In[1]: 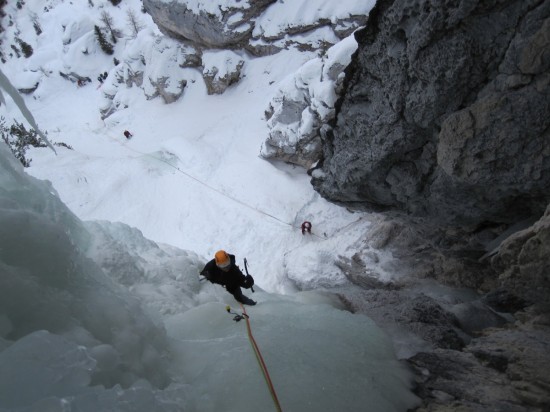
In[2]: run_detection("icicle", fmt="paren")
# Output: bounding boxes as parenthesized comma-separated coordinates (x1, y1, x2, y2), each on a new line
(0, 69, 56, 154)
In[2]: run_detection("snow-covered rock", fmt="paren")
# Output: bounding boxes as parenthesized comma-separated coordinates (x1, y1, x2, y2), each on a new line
(143, 0, 374, 55)
(202, 50, 244, 95)
(261, 35, 358, 168)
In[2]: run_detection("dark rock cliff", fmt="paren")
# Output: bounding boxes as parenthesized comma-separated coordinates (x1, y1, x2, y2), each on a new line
(312, 0, 550, 226)
(309, 1, 550, 410)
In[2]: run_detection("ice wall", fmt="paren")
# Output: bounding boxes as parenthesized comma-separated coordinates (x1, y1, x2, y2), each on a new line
(167, 292, 420, 411)
(0, 143, 175, 410)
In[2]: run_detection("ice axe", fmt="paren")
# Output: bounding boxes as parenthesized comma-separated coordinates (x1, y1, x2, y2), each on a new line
(244, 258, 255, 293)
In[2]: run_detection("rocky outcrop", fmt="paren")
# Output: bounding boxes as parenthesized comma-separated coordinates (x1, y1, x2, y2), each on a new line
(124, 1, 373, 110)
(408, 318, 550, 411)
(340, 211, 498, 291)
(312, 0, 550, 226)
(142, 0, 371, 56)
(490, 204, 550, 310)
(332, 208, 550, 411)
(142, 0, 276, 50)
(146, 76, 187, 103)
(99, 37, 195, 117)
(261, 36, 357, 168)
(202, 50, 244, 95)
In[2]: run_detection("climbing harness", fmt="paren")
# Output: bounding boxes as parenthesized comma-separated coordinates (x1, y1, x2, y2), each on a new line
(225, 304, 282, 412)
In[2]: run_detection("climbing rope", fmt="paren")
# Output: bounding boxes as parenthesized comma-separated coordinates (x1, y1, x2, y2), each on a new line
(108, 135, 301, 230)
(241, 303, 282, 412)
(226, 304, 282, 411)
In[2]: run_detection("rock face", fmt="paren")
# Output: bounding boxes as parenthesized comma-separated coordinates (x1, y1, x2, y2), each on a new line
(332, 208, 550, 411)
(142, 0, 371, 56)
(408, 319, 550, 411)
(312, 0, 550, 226)
(142, 0, 276, 50)
(491, 204, 550, 309)
(201, 50, 244, 95)
(115, 1, 374, 112)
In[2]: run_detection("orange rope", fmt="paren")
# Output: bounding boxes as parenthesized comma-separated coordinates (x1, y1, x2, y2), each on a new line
(240, 304, 283, 412)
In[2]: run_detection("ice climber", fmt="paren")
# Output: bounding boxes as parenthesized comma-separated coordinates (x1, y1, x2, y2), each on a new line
(301, 221, 312, 235)
(200, 250, 256, 305)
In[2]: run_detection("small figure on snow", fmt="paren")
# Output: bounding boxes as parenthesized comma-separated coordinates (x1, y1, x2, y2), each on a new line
(123, 130, 133, 139)
(77, 77, 91, 87)
(200, 250, 256, 305)
(301, 221, 312, 235)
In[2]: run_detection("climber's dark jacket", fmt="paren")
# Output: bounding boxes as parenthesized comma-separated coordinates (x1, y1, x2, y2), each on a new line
(200, 254, 255, 304)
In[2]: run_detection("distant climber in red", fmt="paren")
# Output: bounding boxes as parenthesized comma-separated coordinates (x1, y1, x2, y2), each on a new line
(301, 221, 312, 235)
(123, 130, 133, 139)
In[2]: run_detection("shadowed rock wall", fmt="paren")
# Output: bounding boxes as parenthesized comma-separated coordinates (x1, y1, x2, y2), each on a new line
(310, 3, 550, 408)
(312, 0, 550, 226)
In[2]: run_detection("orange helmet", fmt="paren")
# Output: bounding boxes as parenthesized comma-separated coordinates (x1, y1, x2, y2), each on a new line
(215, 250, 231, 268)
